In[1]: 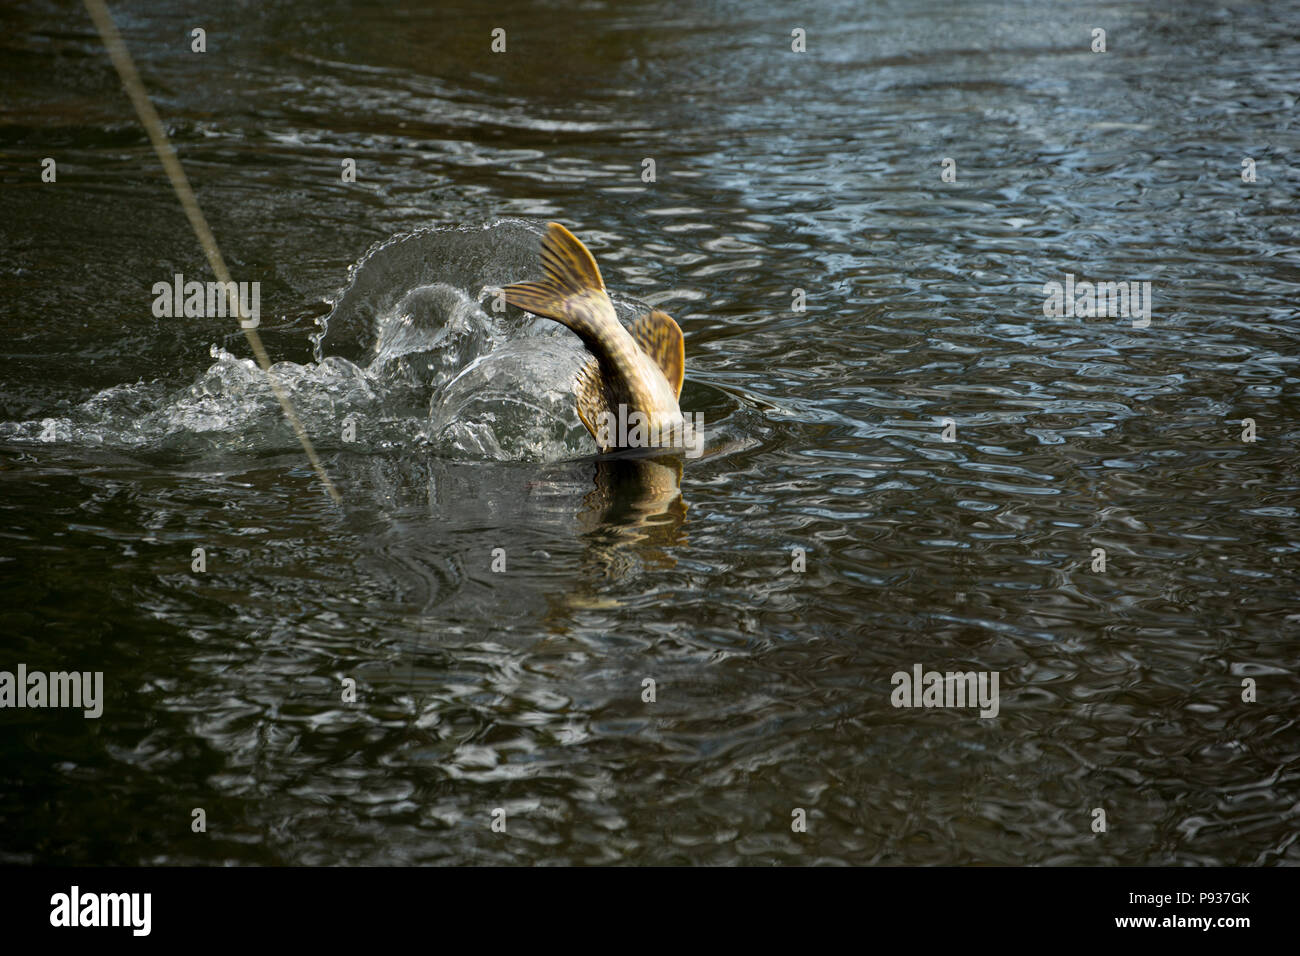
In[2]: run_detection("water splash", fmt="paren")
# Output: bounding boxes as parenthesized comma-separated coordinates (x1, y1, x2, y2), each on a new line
(1, 220, 664, 462)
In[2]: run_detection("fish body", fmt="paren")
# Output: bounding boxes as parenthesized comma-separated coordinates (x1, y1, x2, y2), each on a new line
(503, 223, 688, 453)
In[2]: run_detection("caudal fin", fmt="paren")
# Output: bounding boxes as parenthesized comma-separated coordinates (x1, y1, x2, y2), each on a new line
(503, 222, 607, 326)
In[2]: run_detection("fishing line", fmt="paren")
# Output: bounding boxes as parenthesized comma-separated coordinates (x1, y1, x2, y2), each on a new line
(83, 0, 342, 506)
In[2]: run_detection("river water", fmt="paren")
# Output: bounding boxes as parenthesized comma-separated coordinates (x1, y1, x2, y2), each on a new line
(1, 0, 1297, 864)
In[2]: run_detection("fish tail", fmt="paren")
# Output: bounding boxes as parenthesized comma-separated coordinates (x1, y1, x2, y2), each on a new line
(503, 222, 608, 333)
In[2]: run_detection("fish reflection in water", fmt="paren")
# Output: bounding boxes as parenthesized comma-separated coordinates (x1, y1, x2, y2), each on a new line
(580, 452, 687, 559)
(530, 451, 688, 628)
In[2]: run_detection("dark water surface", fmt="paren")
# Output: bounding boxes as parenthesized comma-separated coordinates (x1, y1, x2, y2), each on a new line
(2, 0, 1298, 864)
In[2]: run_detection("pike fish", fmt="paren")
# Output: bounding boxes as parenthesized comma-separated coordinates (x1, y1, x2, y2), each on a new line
(503, 223, 688, 454)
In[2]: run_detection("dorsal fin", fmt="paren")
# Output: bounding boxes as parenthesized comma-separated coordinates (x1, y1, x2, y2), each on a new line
(502, 222, 606, 326)
(629, 309, 684, 400)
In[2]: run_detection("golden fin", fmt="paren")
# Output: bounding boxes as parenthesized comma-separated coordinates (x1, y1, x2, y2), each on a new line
(629, 309, 684, 400)
(574, 356, 613, 451)
(502, 222, 605, 325)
